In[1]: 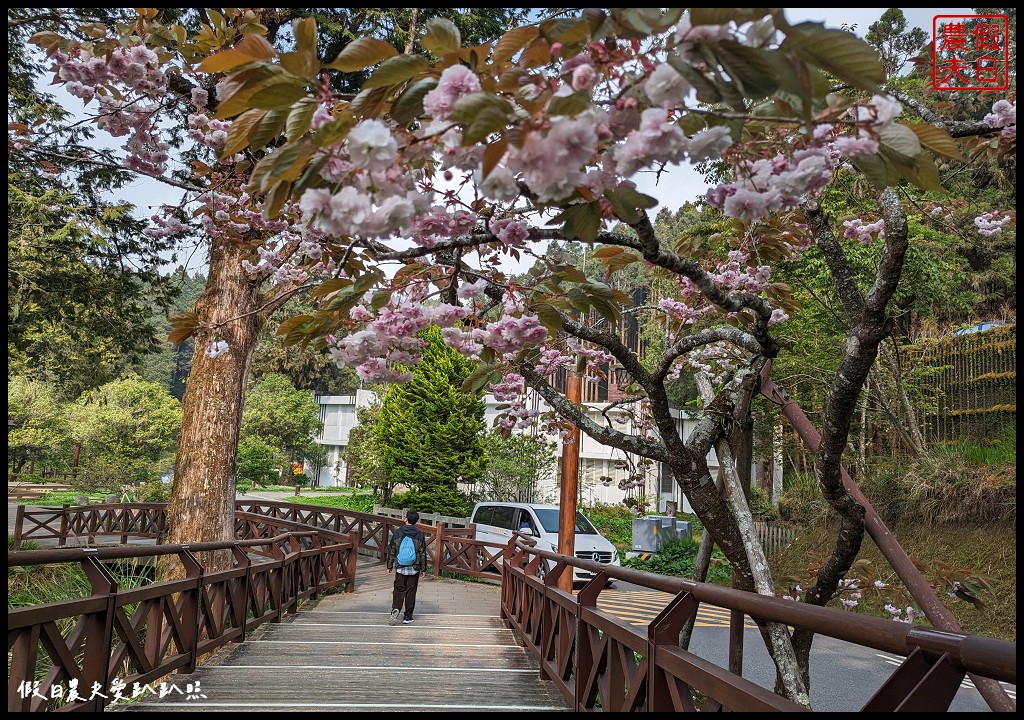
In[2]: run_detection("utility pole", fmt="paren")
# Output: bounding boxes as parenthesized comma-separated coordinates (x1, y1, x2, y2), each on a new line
(557, 372, 582, 592)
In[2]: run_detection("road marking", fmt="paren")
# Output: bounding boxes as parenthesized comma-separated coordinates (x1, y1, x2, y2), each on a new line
(875, 653, 1016, 697)
(588, 589, 759, 628)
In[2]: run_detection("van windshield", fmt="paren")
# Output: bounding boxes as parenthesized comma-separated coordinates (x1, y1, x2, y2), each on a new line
(533, 509, 599, 535)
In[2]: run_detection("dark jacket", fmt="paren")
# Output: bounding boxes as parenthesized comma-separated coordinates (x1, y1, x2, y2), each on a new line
(386, 523, 427, 572)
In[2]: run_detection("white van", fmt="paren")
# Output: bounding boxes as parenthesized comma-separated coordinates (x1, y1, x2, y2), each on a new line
(470, 501, 620, 584)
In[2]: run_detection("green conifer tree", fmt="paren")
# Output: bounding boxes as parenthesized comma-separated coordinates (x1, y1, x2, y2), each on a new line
(376, 325, 486, 515)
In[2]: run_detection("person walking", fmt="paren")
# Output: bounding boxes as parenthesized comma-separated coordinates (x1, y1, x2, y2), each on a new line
(386, 510, 427, 625)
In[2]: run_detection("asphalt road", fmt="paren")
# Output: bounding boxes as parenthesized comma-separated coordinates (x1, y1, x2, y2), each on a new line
(593, 579, 1015, 712)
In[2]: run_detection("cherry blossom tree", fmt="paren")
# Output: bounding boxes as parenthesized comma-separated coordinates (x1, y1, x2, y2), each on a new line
(22, 7, 1016, 704)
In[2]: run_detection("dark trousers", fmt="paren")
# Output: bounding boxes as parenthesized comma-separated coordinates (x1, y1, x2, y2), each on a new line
(392, 571, 420, 619)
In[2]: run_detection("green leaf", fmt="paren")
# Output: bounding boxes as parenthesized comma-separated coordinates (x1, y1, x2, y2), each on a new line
(198, 33, 276, 73)
(547, 91, 592, 116)
(535, 303, 564, 335)
(267, 139, 313, 182)
(328, 37, 398, 72)
(896, 152, 945, 193)
(668, 54, 722, 104)
(263, 180, 292, 219)
(606, 185, 658, 225)
(691, 8, 768, 26)
(348, 86, 389, 118)
(249, 81, 310, 110)
(390, 77, 438, 126)
(248, 109, 288, 150)
(566, 287, 592, 313)
(714, 40, 781, 99)
(463, 362, 498, 394)
(212, 66, 283, 119)
(492, 26, 539, 63)
(448, 92, 513, 144)
(555, 202, 603, 242)
(782, 24, 885, 92)
(222, 107, 267, 157)
(313, 112, 355, 148)
(280, 50, 319, 80)
(293, 17, 317, 53)
(286, 98, 317, 142)
(879, 123, 923, 162)
(907, 123, 965, 161)
(275, 314, 315, 339)
(421, 17, 461, 56)
(849, 153, 892, 188)
(311, 277, 354, 300)
(363, 54, 430, 89)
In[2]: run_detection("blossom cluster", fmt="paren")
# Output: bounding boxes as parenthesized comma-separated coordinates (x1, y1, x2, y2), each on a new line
(973, 211, 1012, 237)
(842, 218, 886, 245)
(489, 373, 539, 431)
(53, 45, 170, 174)
(983, 99, 1016, 139)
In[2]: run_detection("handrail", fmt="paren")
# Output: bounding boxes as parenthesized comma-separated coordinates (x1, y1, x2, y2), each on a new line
(7, 531, 318, 565)
(499, 538, 1015, 711)
(514, 541, 1016, 684)
(10, 500, 1015, 713)
(8, 513, 359, 713)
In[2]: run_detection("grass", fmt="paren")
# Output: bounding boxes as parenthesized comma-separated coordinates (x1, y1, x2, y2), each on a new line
(768, 519, 1015, 641)
(286, 492, 376, 513)
(9, 547, 155, 697)
(15, 491, 107, 506)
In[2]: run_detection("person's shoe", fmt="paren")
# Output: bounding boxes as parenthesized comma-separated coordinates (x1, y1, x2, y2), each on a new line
(388, 609, 400, 626)
(402, 617, 413, 624)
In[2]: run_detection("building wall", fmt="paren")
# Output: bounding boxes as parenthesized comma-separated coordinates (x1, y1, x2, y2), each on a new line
(309, 388, 777, 509)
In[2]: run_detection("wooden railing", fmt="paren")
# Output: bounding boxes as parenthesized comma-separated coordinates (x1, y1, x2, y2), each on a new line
(14, 500, 505, 582)
(497, 538, 1016, 712)
(10, 501, 1015, 712)
(8, 515, 359, 713)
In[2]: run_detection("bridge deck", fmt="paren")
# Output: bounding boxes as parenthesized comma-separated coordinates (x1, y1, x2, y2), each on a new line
(113, 556, 571, 712)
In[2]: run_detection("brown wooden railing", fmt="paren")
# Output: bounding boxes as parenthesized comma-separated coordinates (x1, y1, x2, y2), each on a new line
(8, 515, 358, 713)
(10, 501, 1015, 712)
(14, 500, 506, 581)
(498, 538, 1016, 712)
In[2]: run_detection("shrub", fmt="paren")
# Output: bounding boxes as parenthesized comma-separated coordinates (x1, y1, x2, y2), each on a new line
(623, 537, 732, 585)
(390, 487, 471, 518)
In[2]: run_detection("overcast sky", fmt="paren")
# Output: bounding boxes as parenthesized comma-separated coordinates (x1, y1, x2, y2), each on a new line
(60, 8, 974, 273)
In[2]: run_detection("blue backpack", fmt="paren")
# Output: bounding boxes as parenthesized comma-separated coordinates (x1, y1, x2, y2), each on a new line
(396, 535, 417, 566)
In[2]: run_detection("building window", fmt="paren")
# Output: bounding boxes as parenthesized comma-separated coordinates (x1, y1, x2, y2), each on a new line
(660, 462, 674, 494)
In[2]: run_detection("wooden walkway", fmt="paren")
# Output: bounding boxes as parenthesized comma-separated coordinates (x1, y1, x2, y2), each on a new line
(113, 556, 570, 712)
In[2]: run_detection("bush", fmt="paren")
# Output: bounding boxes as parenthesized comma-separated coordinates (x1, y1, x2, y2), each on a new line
(390, 487, 471, 517)
(288, 493, 376, 513)
(623, 537, 732, 585)
(126, 479, 169, 503)
(584, 503, 635, 550)
(749, 485, 778, 521)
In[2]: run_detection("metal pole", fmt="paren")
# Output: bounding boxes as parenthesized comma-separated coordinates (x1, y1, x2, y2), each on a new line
(557, 373, 582, 593)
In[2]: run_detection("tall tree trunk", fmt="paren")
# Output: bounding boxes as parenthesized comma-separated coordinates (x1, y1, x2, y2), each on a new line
(158, 237, 261, 580)
(696, 373, 810, 707)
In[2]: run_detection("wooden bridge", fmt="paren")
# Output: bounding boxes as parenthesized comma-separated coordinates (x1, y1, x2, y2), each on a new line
(8, 501, 1017, 712)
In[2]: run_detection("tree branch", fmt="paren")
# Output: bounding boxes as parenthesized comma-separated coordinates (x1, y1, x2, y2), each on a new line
(886, 87, 1000, 138)
(519, 364, 670, 462)
(21, 148, 208, 193)
(655, 327, 764, 382)
(801, 198, 864, 322)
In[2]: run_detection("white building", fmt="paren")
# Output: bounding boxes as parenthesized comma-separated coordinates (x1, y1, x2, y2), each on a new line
(309, 388, 779, 514)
